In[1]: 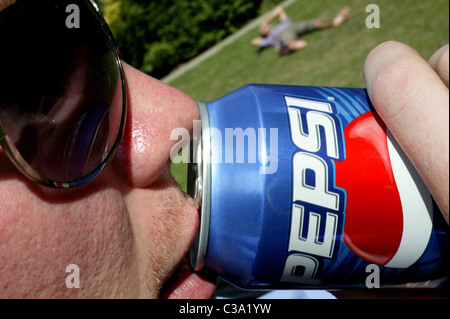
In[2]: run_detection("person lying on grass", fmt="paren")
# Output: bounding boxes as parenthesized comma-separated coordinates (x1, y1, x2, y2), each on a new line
(252, 5, 350, 56)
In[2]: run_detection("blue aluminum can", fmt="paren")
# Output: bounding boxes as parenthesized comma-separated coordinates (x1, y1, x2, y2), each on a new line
(188, 84, 448, 289)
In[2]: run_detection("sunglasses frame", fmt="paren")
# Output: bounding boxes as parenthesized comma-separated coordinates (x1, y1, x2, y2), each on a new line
(0, 0, 127, 188)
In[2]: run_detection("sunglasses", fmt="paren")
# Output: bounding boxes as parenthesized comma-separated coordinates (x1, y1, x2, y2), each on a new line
(0, 0, 126, 188)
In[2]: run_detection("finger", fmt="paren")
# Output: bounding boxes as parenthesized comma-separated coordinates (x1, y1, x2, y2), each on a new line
(364, 41, 449, 223)
(429, 44, 449, 88)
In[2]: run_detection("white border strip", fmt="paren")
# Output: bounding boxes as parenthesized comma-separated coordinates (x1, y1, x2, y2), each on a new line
(385, 130, 433, 268)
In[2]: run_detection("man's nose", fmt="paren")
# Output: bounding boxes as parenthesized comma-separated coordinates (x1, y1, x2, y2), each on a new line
(114, 63, 200, 188)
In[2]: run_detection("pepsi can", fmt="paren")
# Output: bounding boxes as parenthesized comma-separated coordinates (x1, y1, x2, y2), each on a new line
(188, 84, 449, 289)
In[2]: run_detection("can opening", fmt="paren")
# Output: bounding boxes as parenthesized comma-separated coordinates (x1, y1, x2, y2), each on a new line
(188, 101, 211, 272)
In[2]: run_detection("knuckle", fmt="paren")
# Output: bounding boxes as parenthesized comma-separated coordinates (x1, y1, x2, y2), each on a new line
(371, 56, 419, 120)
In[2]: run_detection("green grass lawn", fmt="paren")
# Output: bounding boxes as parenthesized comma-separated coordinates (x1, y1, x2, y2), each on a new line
(170, 0, 449, 190)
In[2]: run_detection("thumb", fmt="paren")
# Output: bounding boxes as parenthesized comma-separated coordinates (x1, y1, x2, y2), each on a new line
(363, 41, 449, 223)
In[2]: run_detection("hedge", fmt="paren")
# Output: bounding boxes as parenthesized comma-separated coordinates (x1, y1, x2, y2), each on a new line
(100, 0, 282, 78)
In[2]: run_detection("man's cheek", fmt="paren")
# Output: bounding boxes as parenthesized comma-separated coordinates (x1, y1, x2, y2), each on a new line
(0, 188, 136, 297)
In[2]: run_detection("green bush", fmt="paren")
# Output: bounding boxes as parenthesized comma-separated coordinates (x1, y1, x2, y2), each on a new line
(141, 42, 177, 75)
(102, 0, 282, 78)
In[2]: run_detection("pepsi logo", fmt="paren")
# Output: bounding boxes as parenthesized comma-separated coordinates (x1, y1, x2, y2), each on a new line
(281, 96, 434, 286)
(336, 112, 433, 268)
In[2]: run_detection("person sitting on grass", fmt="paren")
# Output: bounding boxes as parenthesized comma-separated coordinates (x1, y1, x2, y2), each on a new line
(252, 5, 351, 56)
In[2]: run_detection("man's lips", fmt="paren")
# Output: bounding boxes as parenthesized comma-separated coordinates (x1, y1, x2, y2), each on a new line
(160, 254, 216, 299)
(159, 192, 216, 299)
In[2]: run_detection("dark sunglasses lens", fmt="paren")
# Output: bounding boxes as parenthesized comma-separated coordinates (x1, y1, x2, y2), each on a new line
(0, 0, 125, 184)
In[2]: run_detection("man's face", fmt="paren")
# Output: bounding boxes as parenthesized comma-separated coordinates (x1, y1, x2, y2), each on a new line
(0, 1, 215, 298)
(259, 23, 273, 37)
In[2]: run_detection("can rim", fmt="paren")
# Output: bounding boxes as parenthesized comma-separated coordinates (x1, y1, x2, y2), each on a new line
(189, 101, 211, 272)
